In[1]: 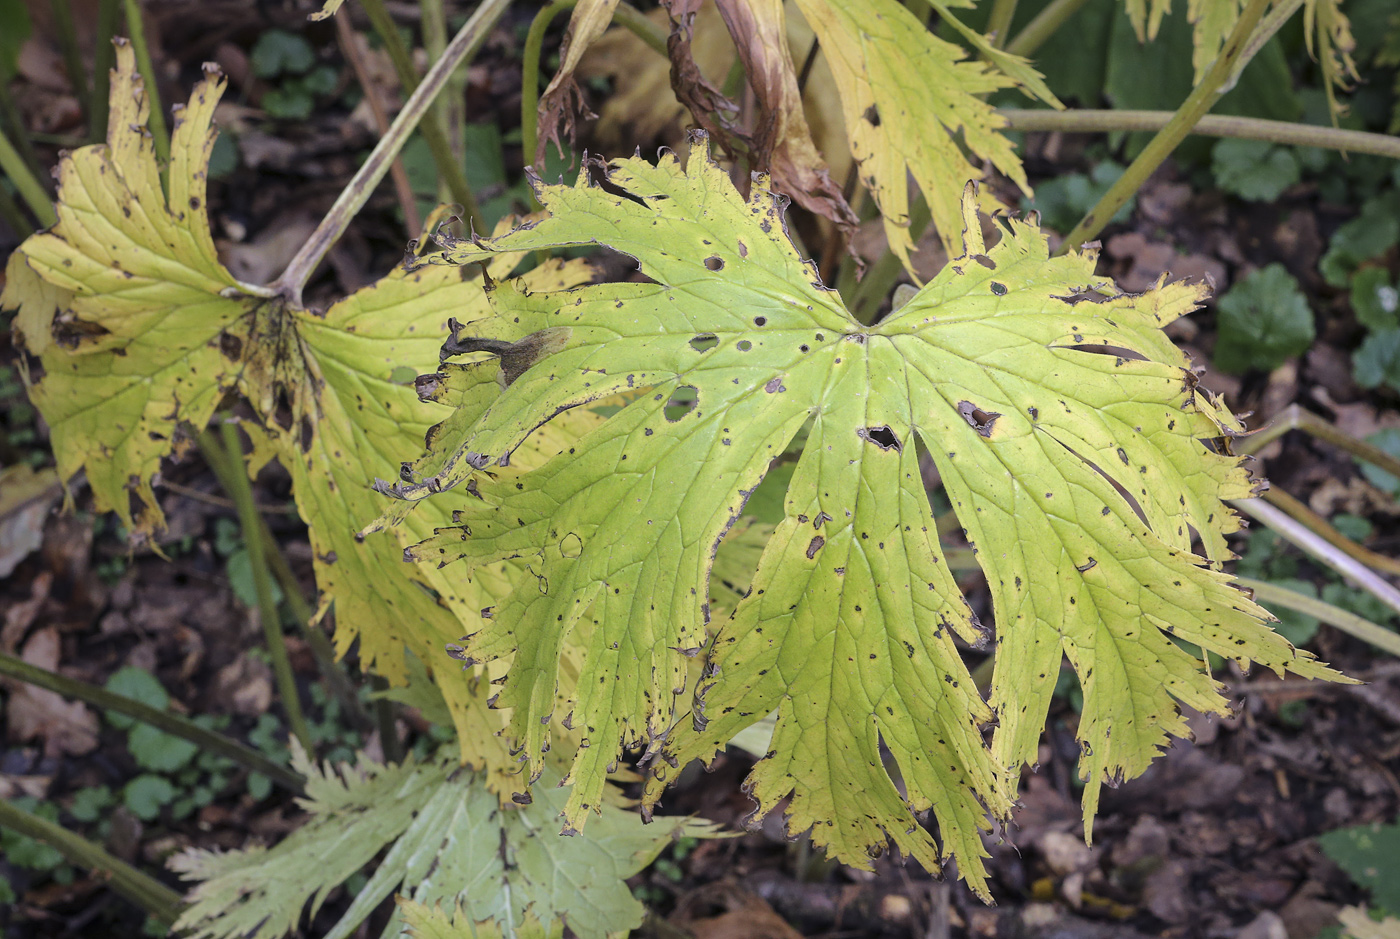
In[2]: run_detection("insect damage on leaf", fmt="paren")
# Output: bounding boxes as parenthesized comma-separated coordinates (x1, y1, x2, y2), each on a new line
(377, 133, 1347, 898)
(0, 39, 600, 790)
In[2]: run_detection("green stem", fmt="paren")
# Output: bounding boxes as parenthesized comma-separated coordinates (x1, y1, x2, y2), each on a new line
(985, 0, 1019, 49)
(0, 649, 303, 792)
(91, 0, 123, 142)
(1004, 0, 1092, 58)
(273, 0, 510, 306)
(1233, 404, 1400, 480)
(0, 799, 184, 924)
(521, 0, 668, 172)
(0, 174, 30, 235)
(121, 0, 169, 167)
(0, 125, 56, 227)
(1231, 0, 1301, 90)
(1234, 498, 1400, 624)
(212, 423, 315, 754)
(49, 0, 91, 126)
(359, 0, 485, 234)
(1238, 577, 1400, 659)
(1056, 0, 1271, 253)
(372, 675, 404, 763)
(0, 72, 49, 202)
(848, 196, 929, 322)
(197, 429, 370, 730)
(999, 109, 1400, 160)
(1264, 488, 1400, 578)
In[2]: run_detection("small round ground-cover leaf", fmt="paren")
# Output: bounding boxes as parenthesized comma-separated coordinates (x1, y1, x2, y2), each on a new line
(380, 135, 1346, 898)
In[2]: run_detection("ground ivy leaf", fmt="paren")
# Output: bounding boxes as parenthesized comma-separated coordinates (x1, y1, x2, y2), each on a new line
(378, 137, 1350, 893)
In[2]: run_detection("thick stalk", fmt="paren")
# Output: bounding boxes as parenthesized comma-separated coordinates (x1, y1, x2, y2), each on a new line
(0, 649, 303, 791)
(334, 9, 421, 236)
(1234, 498, 1400, 623)
(358, 0, 485, 233)
(0, 126, 56, 227)
(49, 0, 91, 126)
(999, 109, 1400, 160)
(197, 429, 369, 730)
(0, 799, 184, 924)
(213, 423, 314, 753)
(1004, 0, 1092, 58)
(272, 0, 510, 306)
(1239, 577, 1400, 659)
(1263, 488, 1400, 578)
(1056, 0, 1271, 253)
(985, 0, 1019, 49)
(121, 0, 169, 166)
(91, 0, 123, 142)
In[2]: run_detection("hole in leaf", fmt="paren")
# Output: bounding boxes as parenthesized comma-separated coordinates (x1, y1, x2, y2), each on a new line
(857, 425, 901, 451)
(1054, 343, 1149, 363)
(665, 385, 699, 422)
(754, 316, 767, 326)
(956, 401, 1001, 438)
(705, 256, 724, 271)
(690, 334, 719, 352)
(737, 340, 752, 351)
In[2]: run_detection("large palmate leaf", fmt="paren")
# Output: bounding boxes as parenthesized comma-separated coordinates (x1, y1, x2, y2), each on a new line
(0, 41, 593, 774)
(379, 136, 1345, 896)
(172, 744, 714, 939)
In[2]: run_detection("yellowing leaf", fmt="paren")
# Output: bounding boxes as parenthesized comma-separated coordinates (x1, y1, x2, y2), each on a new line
(398, 901, 560, 939)
(379, 138, 1347, 897)
(790, 0, 1035, 268)
(1, 40, 595, 786)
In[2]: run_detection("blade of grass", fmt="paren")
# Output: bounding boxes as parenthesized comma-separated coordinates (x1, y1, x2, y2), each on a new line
(0, 798, 184, 925)
(208, 423, 314, 754)
(49, 0, 91, 127)
(0, 174, 33, 236)
(0, 649, 304, 792)
(90, 0, 123, 142)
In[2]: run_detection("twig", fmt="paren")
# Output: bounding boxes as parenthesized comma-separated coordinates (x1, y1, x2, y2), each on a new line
(0, 649, 304, 792)
(0, 799, 184, 925)
(121, 0, 169, 167)
(1057, 0, 1272, 252)
(999, 109, 1400, 160)
(1234, 498, 1400, 623)
(272, 0, 510, 307)
(207, 424, 315, 753)
(0, 125, 56, 228)
(334, 10, 422, 236)
(159, 479, 295, 514)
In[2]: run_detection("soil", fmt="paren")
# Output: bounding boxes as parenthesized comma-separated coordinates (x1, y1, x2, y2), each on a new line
(2, 2, 1399, 938)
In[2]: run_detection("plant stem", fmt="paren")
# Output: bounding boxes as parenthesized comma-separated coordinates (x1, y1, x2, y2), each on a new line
(1238, 577, 1400, 659)
(273, 0, 509, 307)
(1264, 488, 1400, 578)
(0, 72, 48, 201)
(196, 429, 370, 731)
(1234, 498, 1400, 623)
(1056, 0, 1271, 252)
(372, 675, 404, 763)
(0, 174, 31, 236)
(848, 195, 930, 322)
(49, 0, 91, 127)
(1231, 0, 1301, 90)
(0, 649, 303, 792)
(121, 0, 169, 167)
(0, 125, 56, 228)
(985, 0, 1019, 49)
(0, 798, 184, 924)
(212, 423, 315, 754)
(999, 109, 1400, 160)
(334, 8, 422, 237)
(359, 0, 485, 234)
(1233, 404, 1400, 480)
(91, 0, 123, 142)
(1004, 0, 1092, 58)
